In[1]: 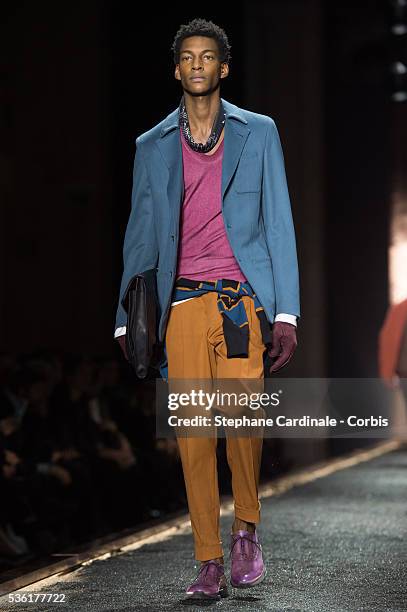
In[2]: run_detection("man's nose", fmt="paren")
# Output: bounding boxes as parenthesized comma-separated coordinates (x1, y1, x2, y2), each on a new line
(192, 62, 203, 71)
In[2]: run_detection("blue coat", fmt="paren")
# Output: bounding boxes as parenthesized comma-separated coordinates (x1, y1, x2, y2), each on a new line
(115, 98, 300, 342)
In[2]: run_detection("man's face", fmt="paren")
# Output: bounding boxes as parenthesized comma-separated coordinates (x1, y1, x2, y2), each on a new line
(175, 36, 229, 96)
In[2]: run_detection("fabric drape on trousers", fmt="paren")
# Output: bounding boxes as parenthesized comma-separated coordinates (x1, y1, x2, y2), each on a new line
(165, 291, 267, 560)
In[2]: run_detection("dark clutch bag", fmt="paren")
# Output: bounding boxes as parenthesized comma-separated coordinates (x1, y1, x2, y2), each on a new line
(121, 268, 165, 379)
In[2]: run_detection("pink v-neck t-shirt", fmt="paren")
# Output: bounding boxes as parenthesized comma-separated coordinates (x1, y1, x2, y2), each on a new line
(174, 130, 247, 283)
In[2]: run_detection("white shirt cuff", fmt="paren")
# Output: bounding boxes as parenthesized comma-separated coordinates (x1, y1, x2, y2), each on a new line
(274, 313, 297, 327)
(114, 326, 127, 338)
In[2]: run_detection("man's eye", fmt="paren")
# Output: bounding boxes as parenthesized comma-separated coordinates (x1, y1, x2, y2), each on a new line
(204, 55, 214, 60)
(181, 56, 192, 61)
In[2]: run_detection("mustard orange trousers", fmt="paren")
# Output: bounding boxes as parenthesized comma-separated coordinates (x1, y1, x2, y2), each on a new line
(165, 291, 267, 561)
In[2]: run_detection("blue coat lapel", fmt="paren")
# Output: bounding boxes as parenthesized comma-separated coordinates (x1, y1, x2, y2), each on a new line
(155, 110, 184, 230)
(154, 97, 250, 229)
(221, 100, 250, 199)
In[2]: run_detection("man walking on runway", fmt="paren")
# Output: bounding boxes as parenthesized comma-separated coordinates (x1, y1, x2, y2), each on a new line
(114, 18, 300, 600)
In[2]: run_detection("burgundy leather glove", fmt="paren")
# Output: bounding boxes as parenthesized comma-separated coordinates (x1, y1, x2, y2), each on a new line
(268, 321, 297, 373)
(116, 335, 129, 361)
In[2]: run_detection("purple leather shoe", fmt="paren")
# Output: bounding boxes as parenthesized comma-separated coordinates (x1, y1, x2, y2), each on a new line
(230, 530, 266, 588)
(185, 560, 228, 600)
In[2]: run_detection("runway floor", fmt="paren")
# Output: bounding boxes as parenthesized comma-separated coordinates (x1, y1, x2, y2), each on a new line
(1, 444, 406, 611)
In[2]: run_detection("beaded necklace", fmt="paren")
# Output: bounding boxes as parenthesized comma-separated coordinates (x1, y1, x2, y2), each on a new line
(178, 95, 226, 153)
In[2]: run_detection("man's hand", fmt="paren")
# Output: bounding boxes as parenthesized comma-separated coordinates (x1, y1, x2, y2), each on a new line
(49, 465, 72, 486)
(52, 448, 81, 462)
(268, 321, 297, 373)
(101, 419, 118, 432)
(382, 375, 400, 390)
(4, 449, 21, 466)
(117, 335, 129, 361)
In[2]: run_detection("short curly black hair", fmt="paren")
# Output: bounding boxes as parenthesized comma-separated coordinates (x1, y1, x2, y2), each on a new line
(171, 18, 231, 65)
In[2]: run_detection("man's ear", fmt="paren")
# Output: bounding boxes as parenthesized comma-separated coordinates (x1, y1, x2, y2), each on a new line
(220, 63, 229, 79)
(174, 64, 181, 81)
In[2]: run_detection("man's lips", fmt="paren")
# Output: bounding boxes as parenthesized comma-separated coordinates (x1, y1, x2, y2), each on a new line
(190, 76, 206, 81)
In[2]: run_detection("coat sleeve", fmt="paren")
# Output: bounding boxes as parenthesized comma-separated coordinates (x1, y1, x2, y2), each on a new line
(114, 140, 159, 332)
(261, 118, 300, 319)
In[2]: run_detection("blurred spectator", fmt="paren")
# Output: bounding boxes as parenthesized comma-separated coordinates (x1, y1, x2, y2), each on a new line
(49, 355, 146, 530)
(0, 350, 188, 571)
(0, 391, 31, 559)
(378, 298, 407, 403)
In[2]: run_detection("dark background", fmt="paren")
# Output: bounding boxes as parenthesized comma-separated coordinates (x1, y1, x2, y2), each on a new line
(0, 0, 399, 376)
(1, 0, 406, 575)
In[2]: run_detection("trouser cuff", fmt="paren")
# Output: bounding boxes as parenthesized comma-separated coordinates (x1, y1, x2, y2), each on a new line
(195, 543, 224, 562)
(234, 502, 261, 524)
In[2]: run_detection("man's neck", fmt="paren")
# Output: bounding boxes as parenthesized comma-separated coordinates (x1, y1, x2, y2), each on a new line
(183, 91, 221, 142)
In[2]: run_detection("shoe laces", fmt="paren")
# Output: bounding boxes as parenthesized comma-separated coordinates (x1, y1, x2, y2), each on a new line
(230, 533, 262, 560)
(195, 560, 222, 584)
